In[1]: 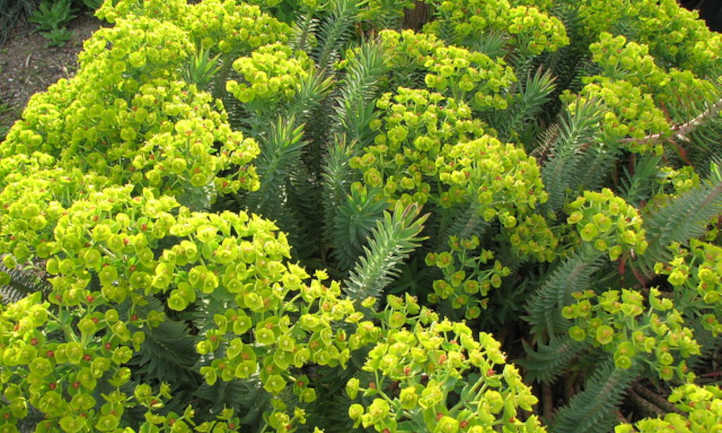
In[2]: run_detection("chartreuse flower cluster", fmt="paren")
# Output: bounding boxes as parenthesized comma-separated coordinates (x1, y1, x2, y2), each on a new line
(351, 86, 548, 254)
(2, 15, 193, 159)
(377, 30, 443, 79)
(506, 214, 558, 263)
(629, 0, 722, 75)
(509, 0, 553, 9)
(227, 43, 312, 112)
(425, 236, 510, 319)
(128, 80, 260, 195)
(33, 179, 354, 432)
(0, 150, 71, 189)
(183, 0, 291, 55)
(3, 18, 192, 153)
(654, 240, 722, 336)
(569, 32, 717, 155)
(95, 0, 189, 24)
(563, 288, 699, 381)
(422, 0, 512, 43)
(2, 1, 722, 432)
(97, 0, 291, 57)
(658, 166, 701, 196)
(350, 87, 485, 207)
(422, 0, 569, 56)
(193, 261, 356, 390)
(615, 383, 722, 433)
(0, 292, 159, 433)
(438, 136, 556, 262)
(576, 0, 722, 76)
(494, 5, 568, 56)
(567, 33, 670, 154)
(565, 188, 647, 261)
(423, 45, 515, 111)
(191, 252, 360, 433)
(565, 80, 669, 155)
(345, 295, 544, 433)
(588, 33, 668, 92)
(0, 166, 110, 265)
(0, 182, 202, 431)
(0, 176, 356, 433)
(587, 32, 717, 106)
(378, 30, 516, 111)
(2, 19, 260, 203)
(77, 16, 193, 86)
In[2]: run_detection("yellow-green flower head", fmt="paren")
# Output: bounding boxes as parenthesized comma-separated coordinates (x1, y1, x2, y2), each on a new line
(184, 0, 291, 55)
(566, 188, 647, 260)
(423, 0, 568, 56)
(227, 43, 311, 111)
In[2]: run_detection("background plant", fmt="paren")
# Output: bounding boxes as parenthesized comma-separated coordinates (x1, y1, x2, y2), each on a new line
(0, 0, 40, 44)
(29, 0, 76, 46)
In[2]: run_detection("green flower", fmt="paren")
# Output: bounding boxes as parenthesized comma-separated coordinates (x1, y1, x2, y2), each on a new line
(91, 357, 111, 378)
(436, 416, 459, 433)
(387, 311, 406, 328)
(235, 360, 256, 379)
(70, 392, 95, 412)
(657, 351, 674, 366)
(255, 327, 275, 346)
(112, 346, 133, 364)
(300, 387, 316, 403)
(614, 355, 633, 369)
(658, 365, 674, 381)
(95, 414, 120, 432)
(568, 326, 587, 342)
(63, 342, 84, 364)
(419, 381, 444, 409)
(60, 416, 84, 433)
(29, 358, 53, 377)
(243, 292, 264, 312)
(362, 398, 390, 428)
(198, 365, 216, 385)
(232, 311, 253, 335)
(668, 270, 688, 287)
(348, 404, 364, 426)
(196, 340, 212, 355)
(346, 378, 360, 399)
(484, 390, 504, 414)
(77, 367, 97, 390)
(609, 245, 624, 261)
(263, 374, 286, 394)
(580, 223, 599, 242)
(400, 386, 418, 409)
(595, 325, 615, 345)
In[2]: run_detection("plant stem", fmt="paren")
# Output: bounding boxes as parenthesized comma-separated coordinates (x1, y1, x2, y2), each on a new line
(619, 97, 722, 145)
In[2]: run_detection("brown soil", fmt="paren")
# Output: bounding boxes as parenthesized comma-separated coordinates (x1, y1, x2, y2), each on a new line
(0, 13, 104, 140)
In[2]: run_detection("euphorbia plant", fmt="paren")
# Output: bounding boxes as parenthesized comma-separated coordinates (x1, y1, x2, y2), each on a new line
(2, 0, 722, 433)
